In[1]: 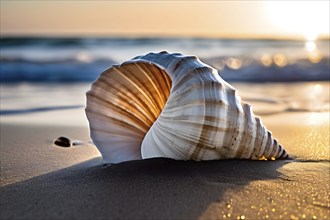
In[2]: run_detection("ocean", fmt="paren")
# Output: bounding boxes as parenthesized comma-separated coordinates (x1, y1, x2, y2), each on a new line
(0, 37, 329, 119)
(1, 37, 329, 82)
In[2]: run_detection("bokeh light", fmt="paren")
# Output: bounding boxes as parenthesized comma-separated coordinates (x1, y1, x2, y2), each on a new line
(261, 54, 273, 67)
(273, 53, 288, 67)
(308, 51, 323, 64)
(226, 57, 242, 70)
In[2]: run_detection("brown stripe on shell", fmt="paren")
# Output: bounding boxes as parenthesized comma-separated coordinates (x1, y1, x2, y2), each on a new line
(263, 131, 274, 158)
(112, 64, 162, 120)
(148, 64, 172, 101)
(189, 73, 225, 160)
(279, 146, 288, 158)
(86, 111, 146, 138)
(189, 118, 216, 160)
(234, 105, 249, 159)
(241, 104, 255, 159)
(272, 140, 283, 159)
(86, 81, 151, 125)
(224, 103, 240, 157)
(86, 93, 150, 132)
(93, 68, 156, 126)
(86, 78, 154, 130)
(154, 120, 201, 159)
(166, 82, 225, 105)
(251, 117, 264, 159)
(220, 88, 238, 156)
(134, 63, 169, 108)
(269, 139, 279, 158)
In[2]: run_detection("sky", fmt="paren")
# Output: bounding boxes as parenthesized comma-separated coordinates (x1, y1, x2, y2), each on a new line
(1, 1, 329, 39)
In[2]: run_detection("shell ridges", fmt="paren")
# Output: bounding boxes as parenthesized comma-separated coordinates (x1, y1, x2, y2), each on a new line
(85, 51, 288, 163)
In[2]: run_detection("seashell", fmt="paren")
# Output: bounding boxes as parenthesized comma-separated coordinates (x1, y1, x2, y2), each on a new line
(85, 51, 288, 163)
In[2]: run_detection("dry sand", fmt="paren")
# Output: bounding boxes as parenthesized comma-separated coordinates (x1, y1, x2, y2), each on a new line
(0, 110, 329, 220)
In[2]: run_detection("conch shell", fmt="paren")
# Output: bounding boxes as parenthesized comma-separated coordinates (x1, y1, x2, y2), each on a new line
(85, 51, 288, 163)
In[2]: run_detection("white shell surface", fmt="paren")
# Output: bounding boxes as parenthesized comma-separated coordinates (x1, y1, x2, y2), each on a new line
(85, 51, 288, 163)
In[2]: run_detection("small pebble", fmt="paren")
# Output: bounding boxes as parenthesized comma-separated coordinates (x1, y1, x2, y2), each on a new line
(54, 136, 71, 147)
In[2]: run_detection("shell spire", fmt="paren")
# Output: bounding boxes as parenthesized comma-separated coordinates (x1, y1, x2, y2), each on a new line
(85, 51, 288, 163)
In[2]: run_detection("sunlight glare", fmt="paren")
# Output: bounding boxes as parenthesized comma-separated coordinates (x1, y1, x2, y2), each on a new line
(307, 113, 327, 126)
(266, 1, 330, 39)
(305, 33, 318, 42)
(305, 41, 316, 52)
(308, 83, 323, 100)
(312, 84, 323, 94)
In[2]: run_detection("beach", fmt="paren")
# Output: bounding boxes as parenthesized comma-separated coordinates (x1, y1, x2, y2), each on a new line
(1, 82, 329, 220)
(1, 0, 330, 217)
(1, 37, 329, 219)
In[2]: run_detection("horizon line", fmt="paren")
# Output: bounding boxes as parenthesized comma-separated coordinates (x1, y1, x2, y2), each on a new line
(1, 33, 330, 41)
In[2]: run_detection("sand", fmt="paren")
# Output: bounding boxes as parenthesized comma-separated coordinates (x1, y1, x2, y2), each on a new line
(0, 109, 329, 220)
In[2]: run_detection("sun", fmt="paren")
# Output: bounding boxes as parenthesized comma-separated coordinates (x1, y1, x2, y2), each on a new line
(265, 1, 329, 40)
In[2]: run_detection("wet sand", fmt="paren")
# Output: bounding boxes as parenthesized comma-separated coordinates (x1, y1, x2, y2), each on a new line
(0, 111, 329, 220)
